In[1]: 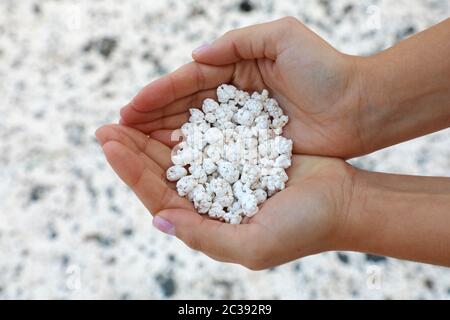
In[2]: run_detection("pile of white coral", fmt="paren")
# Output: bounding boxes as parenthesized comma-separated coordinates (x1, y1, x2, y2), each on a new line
(166, 84, 293, 224)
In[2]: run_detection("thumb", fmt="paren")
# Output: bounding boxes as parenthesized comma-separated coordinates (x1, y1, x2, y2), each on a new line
(192, 17, 300, 65)
(153, 209, 260, 264)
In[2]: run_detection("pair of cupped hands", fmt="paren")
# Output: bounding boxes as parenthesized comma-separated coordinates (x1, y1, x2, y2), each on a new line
(95, 18, 394, 269)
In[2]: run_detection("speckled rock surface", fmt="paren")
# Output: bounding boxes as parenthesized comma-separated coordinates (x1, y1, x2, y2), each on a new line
(0, 0, 449, 299)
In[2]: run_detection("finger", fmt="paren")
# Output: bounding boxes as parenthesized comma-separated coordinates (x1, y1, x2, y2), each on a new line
(126, 62, 234, 113)
(96, 124, 142, 154)
(130, 112, 189, 134)
(100, 140, 192, 214)
(149, 129, 181, 148)
(120, 89, 216, 125)
(155, 209, 262, 263)
(112, 125, 173, 170)
(96, 125, 176, 191)
(192, 17, 299, 65)
(96, 124, 165, 178)
(96, 126, 168, 193)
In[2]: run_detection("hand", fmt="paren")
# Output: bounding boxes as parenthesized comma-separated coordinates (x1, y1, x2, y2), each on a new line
(95, 124, 356, 269)
(119, 17, 366, 158)
(99, 18, 450, 268)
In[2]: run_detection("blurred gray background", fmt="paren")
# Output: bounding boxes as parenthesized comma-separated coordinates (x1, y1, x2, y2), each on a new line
(0, 0, 449, 299)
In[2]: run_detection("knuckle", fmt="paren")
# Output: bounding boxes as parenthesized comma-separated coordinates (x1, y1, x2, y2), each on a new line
(193, 63, 206, 90)
(279, 16, 301, 31)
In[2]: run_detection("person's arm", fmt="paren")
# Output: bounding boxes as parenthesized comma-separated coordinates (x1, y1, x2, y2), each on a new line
(341, 170, 450, 266)
(357, 17, 450, 154)
(120, 17, 450, 158)
(96, 123, 450, 268)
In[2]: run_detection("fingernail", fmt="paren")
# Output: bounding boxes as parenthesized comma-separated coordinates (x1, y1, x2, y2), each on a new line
(152, 216, 175, 236)
(192, 43, 210, 55)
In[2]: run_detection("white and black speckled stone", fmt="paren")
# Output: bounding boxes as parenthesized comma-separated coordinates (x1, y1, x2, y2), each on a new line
(0, 0, 449, 299)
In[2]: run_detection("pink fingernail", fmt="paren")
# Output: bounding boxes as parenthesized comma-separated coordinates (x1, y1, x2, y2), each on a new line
(192, 43, 210, 55)
(152, 216, 175, 236)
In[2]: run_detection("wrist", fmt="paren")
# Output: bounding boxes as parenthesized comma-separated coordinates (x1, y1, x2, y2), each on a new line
(350, 20, 450, 155)
(335, 168, 450, 265)
(337, 53, 388, 158)
(338, 167, 397, 255)
(321, 162, 366, 253)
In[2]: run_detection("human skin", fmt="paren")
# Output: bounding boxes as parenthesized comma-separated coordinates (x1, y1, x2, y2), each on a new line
(95, 124, 450, 268)
(97, 17, 450, 268)
(96, 124, 356, 268)
(119, 17, 450, 158)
